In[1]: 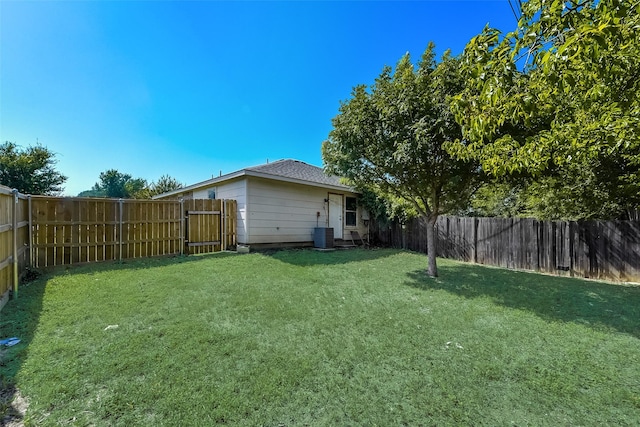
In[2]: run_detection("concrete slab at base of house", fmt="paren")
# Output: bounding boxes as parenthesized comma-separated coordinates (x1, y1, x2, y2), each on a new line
(235, 240, 359, 252)
(335, 244, 358, 249)
(244, 242, 314, 251)
(313, 244, 360, 251)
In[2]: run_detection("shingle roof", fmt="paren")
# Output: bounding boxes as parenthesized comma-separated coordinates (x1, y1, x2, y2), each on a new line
(246, 159, 349, 188)
(153, 158, 353, 199)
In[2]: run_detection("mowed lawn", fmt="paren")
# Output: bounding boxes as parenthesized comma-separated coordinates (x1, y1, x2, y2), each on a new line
(1, 249, 639, 426)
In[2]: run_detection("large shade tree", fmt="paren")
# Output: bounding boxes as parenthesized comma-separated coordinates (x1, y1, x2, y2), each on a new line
(447, 0, 640, 220)
(322, 44, 482, 276)
(0, 142, 67, 195)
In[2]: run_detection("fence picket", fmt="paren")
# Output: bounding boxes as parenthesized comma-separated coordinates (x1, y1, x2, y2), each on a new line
(7, 188, 636, 308)
(21, 197, 236, 269)
(374, 215, 640, 283)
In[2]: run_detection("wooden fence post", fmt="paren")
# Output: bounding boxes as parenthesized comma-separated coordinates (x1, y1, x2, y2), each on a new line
(473, 217, 478, 264)
(119, 199, 124, 262)
(28, 195, 33, 267)
(12, 189, 19, 299)
(222, 199, 226, 251)
(179, 198, 184, 256)
(569, 221, 575, 277)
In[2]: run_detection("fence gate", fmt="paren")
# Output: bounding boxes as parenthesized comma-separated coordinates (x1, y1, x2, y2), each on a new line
(184, 199, 236, 255)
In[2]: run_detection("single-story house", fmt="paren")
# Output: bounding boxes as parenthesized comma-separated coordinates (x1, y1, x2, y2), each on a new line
(154, 159, 370, 247)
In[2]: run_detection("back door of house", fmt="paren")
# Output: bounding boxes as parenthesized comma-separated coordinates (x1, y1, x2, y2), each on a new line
(328, 193, 343, 239)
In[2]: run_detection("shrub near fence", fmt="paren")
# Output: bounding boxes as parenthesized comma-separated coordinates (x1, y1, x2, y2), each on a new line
(374, 215, 640, 283)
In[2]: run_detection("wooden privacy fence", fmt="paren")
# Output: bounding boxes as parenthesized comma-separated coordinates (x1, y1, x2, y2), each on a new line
(30, 197, 237, 267)
(0, 186, 29, 308)
(185, 199, 237, 255)
(0, 194, 237, 308)
(374, 215, 640, 283)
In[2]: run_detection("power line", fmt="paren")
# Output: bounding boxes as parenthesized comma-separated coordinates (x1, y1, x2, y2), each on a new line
(507, 0, 521, 22)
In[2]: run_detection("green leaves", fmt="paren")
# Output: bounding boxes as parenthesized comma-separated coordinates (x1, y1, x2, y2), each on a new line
(149, 175, 183, 196)
(448, 0, 640, 219)
(323, 44, 485, 275)
(80, 170, 147, 199)
(78, 171, 182, 199)
(326, 0, 639, 222)
(0, 141, 67, 195)
(323, 44, 482, 219)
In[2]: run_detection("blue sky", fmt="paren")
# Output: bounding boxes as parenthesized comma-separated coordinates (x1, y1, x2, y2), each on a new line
(1, 1, 516, 196)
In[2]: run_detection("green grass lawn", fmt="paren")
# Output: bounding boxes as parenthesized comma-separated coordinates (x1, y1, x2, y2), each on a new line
(1, 249, 639, 426)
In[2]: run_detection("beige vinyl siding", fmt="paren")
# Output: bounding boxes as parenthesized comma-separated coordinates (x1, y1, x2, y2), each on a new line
(192, 178, 249, 244)
(218, 179, 248, 244)
(156, 174, 366, 246)
(192, 188, 212, 199)
(245, 177, 363, 244)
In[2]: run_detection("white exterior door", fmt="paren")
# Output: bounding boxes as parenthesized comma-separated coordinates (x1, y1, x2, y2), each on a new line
(328, 193, 343, 239)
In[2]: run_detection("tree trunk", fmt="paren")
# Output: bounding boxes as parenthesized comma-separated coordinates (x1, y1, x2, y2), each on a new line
(426, 215, 438, 277)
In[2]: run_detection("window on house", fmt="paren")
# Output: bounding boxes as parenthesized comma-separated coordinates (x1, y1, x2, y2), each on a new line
(207, 189, 216, 199)
(345, 197, 357, 226)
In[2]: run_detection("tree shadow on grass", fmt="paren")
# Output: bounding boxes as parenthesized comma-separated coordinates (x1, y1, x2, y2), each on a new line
(49, 251, 240, 275)
(262, 247, 398, 266)
(0, 250, 240, 423)
(1, 272, 46, 424)
(405, 262, 640, 339)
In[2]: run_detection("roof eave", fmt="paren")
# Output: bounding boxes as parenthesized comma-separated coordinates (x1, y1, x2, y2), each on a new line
(244, 170, 357, 193)
(153, 168, 359, 200)
(152, 170, 247, 199)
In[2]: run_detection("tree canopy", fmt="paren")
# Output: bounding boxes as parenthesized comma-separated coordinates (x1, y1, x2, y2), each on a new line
(149, 175, 183, 197)
(323, 44, 482, 276)
(447, 0, 640, 219)
(80, 170, 148, 199)
(0, 141, 67, 195)
(78, 171, 182, 199)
